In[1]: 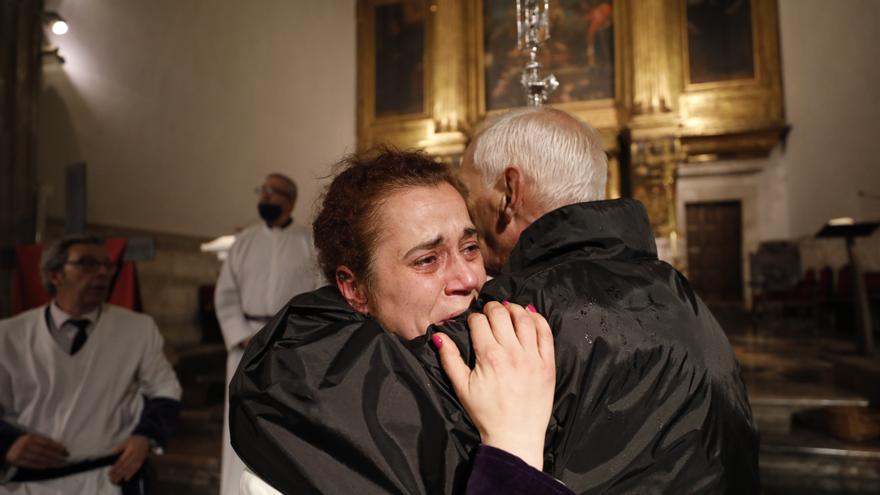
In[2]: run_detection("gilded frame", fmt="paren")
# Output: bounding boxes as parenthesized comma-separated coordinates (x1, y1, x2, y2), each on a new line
(355, 0, 787, 209)
(676, 0, 785, 137)
(682, 0, 759, 88)
(357, 0, 436, 151)
(466, 0, 628, 144)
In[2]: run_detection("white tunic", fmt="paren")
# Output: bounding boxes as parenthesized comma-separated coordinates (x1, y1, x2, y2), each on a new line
(214, 221, 321, 495)
(240, 469, 281, 495)
(0, 304, 182, 495)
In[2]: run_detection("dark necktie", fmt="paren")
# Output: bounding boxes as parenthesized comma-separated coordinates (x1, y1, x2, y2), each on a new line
(68, 319, 90, 355)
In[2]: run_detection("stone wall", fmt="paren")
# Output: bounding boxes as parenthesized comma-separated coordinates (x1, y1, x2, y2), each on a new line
(38, 0, 356, 239)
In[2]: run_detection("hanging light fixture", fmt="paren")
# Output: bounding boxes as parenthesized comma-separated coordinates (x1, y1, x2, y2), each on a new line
(516, 0, 558, 107)
(44, 11, 69, 35)
(42, 11, 68, 64)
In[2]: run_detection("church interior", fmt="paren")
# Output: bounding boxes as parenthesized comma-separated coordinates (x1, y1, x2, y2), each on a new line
(2, 0, 879, 493)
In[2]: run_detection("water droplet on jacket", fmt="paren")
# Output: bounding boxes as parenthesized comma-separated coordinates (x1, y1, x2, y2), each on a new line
(584, 333, 593, 344)
(605, 286, 621, 299)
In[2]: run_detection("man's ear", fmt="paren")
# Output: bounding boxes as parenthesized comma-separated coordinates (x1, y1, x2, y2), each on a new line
(499, 166, 525, 225)
(335, 266, 369, 314)
(48, 270, 63, 293)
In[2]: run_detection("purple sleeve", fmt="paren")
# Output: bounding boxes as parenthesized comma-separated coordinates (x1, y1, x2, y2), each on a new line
(0, 420, 24, 459)
(0, 419, 24, 470)
(131, 397, 180, 449)
(467, 445, 574, 495)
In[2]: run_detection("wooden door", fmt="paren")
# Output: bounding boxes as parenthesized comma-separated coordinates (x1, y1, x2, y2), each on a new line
(686, 201, 743, 303)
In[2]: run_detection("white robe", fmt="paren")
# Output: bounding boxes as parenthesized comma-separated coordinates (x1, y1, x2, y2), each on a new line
(0, 304, 182, 495)
(214, 222, 320, 495)
(240, 469, 281, 495)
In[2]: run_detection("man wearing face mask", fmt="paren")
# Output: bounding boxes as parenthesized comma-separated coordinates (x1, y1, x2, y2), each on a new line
(214, 173, 320, 495)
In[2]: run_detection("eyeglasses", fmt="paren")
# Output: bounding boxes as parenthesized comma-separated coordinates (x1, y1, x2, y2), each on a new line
(65, 257, 117, 273)
(254, 186, 293, 200)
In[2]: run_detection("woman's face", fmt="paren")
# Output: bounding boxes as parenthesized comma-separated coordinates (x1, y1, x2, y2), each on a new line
(364, 182, 487, 340)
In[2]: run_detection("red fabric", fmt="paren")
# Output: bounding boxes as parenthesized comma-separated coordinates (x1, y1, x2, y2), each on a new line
(11, 245, 48, 315)
(108, 256, 142, 311)
(11, 238, 142, 315)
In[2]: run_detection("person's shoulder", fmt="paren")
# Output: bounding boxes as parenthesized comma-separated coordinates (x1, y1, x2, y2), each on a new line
(0, 306, 43, 336)
(226, 223, 264, 254)
(287, 284, 351, 311)
(286, 223, 312, 238)
(101, 306, 164, 347)
(235, 223, 265, 240)
(102, 304, 156, 328)
(0, 307, 44, 357)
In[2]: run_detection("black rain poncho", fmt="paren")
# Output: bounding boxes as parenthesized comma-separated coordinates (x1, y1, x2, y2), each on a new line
(230, 198, 759, 494)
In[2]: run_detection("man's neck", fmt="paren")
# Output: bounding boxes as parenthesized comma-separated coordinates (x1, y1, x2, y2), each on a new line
(52, 298, 100, 318)
(267, 216, 293, 229)
(487, 206, 548, 275)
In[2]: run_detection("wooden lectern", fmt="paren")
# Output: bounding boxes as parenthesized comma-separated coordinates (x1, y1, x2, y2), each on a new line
(816, 221, 880, 356)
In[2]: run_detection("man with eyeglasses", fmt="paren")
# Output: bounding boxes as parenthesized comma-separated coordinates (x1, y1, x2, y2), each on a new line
(214, 173, 320, 495)
(0, 234, 182, 494)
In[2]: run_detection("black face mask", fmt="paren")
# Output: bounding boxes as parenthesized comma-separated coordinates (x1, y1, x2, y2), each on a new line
(258, 203, 283, 223)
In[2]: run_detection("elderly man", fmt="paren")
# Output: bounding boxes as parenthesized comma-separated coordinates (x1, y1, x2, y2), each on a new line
(214, 173, 319, 495)
(0, 235, 182, 494)
(453, 107, 760, 491)
(232, 110, 759, 494)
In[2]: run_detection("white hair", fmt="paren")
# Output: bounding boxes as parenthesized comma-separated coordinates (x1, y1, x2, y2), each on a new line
(471, 107, 607, 210)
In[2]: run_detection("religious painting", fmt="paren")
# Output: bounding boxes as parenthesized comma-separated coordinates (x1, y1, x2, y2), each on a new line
(374, 0, 426, 117)
(685, 0, 755, 84)
(482, 0, 614, 111)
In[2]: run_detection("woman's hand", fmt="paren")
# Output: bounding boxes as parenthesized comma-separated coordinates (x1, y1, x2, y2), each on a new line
(433, 301, 555, 471)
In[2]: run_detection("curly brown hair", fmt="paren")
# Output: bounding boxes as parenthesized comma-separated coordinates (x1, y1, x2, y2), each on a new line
(313, 147, 459, 287)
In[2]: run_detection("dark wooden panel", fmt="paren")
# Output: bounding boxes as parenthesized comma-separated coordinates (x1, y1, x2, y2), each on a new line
(1, 0, 43, 317)
(686, 201, 743, 303)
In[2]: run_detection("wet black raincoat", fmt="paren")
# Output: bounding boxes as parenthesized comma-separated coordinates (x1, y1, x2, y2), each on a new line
(230, 198, 759, 494)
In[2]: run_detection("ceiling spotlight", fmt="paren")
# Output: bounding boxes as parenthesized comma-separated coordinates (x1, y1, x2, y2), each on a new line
(51, 19, 68, 35)
(44, 11, 68, 35)
(42, 11, 68, 64)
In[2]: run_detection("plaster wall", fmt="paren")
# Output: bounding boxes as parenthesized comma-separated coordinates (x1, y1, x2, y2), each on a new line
(38, 0, 357, 238)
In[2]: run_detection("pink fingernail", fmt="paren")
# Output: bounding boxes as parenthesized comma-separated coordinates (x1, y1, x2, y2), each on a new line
(527, 304, 537, 313)
(501, 300, 510, 306)
(431, 334, 443, 349)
